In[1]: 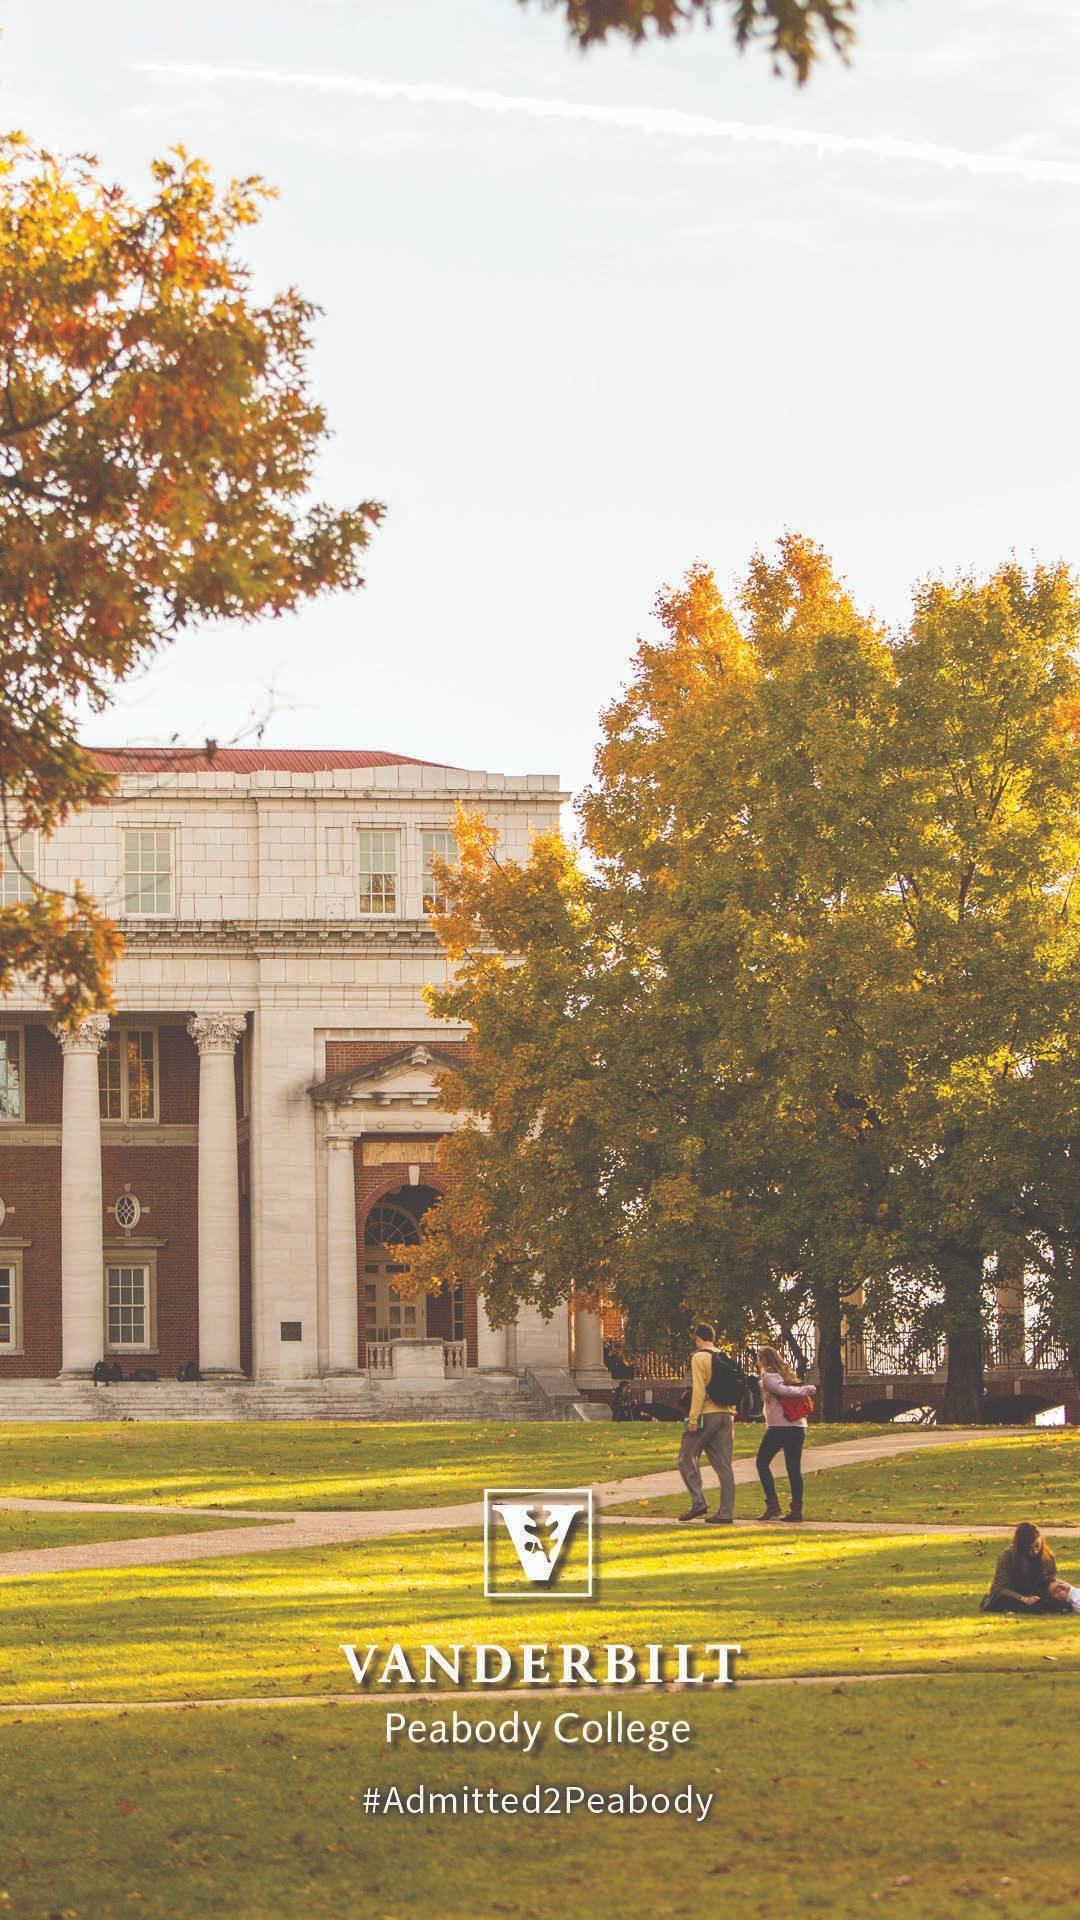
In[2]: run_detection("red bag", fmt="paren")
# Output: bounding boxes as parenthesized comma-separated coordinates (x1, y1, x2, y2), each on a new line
(781, 1392, 814, 1422)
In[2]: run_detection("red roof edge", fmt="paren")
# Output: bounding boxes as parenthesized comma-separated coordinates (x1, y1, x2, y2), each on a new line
(84, 747, 449, 774)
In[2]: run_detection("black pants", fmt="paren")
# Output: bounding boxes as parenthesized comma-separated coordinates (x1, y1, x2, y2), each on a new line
(756, 1426, 805, 1503)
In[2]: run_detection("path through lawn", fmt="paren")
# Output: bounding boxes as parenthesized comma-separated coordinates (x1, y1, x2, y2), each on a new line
(611, 1431, 1080, 1526)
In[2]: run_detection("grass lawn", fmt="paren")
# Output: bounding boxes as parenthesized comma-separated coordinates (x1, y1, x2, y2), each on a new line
(1, 1429, 1078, 1917)
(0, 1676, 1076, 1919)
(0, 1509, 264, 1554)
(1, 1521, 1078, 1707)
(611, 1432, 1080, 1526)
(0, 1420, 894, 1512)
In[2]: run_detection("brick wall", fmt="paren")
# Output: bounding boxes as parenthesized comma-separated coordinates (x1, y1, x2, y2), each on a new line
(0, 1143, 201, 1380)
(325, 1038, 472, 1076)
(24, 1024, 61, 1124)
(0, 1020, 204, 1379)
(0, 1145, 61, 1376)
(102, 1145, 199, 1375)
(159, 1024, 198, 1123)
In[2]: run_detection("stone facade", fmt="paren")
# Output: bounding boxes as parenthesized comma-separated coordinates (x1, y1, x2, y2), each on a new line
(0, 749, 606, 1392)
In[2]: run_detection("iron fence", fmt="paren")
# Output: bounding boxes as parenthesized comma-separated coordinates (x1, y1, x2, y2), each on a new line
(845, 1329, 1071, 1377)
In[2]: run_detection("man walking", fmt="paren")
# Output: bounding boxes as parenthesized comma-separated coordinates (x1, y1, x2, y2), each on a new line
(678, 1321, 738, 1525)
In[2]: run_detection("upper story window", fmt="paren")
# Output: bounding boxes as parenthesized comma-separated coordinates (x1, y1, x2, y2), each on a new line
(356, 830, 398, 915)
(100, 1028, 157, 1122)
(0, 1030, 22, 1121)
(123, 829, 172, 916)
(422, 830, 457, 914)
(0, 830, 36, 906)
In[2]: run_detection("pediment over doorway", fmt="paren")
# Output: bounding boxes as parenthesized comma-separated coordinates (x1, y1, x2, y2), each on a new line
(307, 1042, 464, 1110)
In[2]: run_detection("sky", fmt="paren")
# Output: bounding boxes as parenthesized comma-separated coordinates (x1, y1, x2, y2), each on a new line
(4, 0, 1080, 806)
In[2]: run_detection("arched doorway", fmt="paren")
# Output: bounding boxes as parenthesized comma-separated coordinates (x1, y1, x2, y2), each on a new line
(361, 1185, 464, 1352)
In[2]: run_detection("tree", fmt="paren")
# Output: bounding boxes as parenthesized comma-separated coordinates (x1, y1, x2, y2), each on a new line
(0, 136, 381, 1018)
(522, 0, 858, 82)
(409, 543, 905, 1415)
(409, 541, 1080, 1426)
(879, 564, 1080, 1417)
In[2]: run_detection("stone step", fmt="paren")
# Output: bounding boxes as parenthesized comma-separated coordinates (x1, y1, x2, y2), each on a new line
(0, 1377, 550, 1422)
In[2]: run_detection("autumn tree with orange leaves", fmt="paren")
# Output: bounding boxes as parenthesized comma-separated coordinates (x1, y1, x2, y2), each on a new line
(411, 541, 1080, 1424)
(0, 135, 381, 1018)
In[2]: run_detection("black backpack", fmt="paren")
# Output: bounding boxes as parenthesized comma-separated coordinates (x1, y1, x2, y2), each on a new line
(708, 1350, 757, 1418)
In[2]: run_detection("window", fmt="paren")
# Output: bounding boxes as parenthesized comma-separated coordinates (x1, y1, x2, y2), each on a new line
(364, 1200, 421, 1247)
(114, 1192, 141, 1232)
(422, 830, 457, 914)
(105, 1264, 153, 1350)
(100, 1028, 157, 1122)
(0, 1030, 21, 1121)
(0, 1262, 21, 1351)
(0, 830, 35, 906)
(356, 830, 397, 914)
(123, 829, 172, 915)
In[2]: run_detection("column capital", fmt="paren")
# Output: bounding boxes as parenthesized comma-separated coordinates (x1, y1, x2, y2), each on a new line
(187, 1013, 246, 1055)
(54, 1014, 110, 1056)
(325, 1132, 356, 1153)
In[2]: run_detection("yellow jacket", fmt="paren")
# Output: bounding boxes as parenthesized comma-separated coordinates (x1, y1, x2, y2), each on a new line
(687, 1347, 736, 1423)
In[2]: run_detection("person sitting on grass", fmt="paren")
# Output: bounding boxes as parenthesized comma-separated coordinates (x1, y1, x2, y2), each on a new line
(980, 1522, 1080, 1615)
(754, 1346, 815, 1524)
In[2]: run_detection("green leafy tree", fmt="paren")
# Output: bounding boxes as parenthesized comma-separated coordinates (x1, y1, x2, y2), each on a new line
(410, 544, 904, 1414)
(879, 564, 1080, 1417)
(0, 136, 381, 1018)
(410, 542, 1080, 1425)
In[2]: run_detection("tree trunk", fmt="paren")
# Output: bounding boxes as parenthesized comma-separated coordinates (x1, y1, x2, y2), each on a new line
(941, 1246, 985, 1424)
(815, 1287, 846, 1423)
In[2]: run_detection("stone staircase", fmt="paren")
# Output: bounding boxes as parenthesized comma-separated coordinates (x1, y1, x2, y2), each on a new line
(0, 1372, 550, 1422)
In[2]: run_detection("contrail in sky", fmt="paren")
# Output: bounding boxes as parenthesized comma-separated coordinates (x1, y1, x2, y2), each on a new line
(136, 62, 1080, 188)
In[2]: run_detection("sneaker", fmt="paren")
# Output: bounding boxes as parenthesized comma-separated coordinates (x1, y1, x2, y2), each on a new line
(678, 1505, 708, 1522)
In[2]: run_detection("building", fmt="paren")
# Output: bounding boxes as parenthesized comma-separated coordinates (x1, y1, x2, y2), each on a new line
(0, 748, 611, 1407)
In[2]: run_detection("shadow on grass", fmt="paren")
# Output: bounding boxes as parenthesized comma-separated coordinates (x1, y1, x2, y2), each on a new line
(1, 1525, 1077, 1706)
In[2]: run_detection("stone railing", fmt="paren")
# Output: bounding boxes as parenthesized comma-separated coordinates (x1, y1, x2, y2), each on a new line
(364, 1338, 471, 1378)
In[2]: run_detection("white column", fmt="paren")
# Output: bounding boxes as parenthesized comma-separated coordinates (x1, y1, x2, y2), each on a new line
(325, 1133, 359, 1372)
(56, 1015, 110, 1375)
(188, 1014, 247, 1376)
(573, 1294, 611, 1388)
(476, 1292, 508, 1370)
(995, 1252, 1025, 1365)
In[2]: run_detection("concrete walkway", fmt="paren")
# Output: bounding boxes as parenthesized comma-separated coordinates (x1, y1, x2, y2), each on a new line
(0, 1665, 1049, 1721)
(0, 1426, 1030, 1580)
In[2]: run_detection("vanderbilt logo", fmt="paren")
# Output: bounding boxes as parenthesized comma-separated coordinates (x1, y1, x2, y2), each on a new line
(483, 1487, 594, 1600)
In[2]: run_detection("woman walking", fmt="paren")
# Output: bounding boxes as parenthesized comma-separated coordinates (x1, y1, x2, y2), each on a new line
(755, 1347, 815, 1523)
